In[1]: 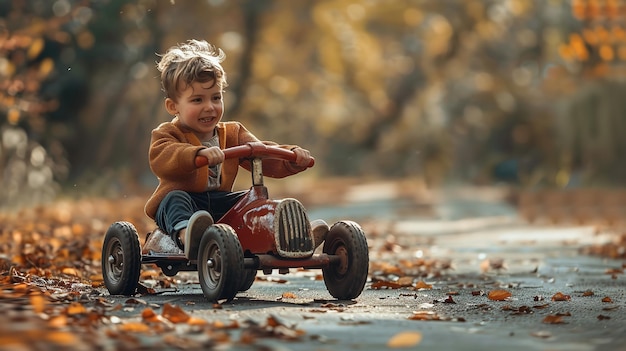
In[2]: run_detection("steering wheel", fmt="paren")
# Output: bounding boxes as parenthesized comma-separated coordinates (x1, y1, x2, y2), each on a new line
(194, 141, 315, 168)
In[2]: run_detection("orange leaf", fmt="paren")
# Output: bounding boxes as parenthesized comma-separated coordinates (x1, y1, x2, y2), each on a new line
(601, 296, 613, 303)
(387, 331, 422, 348)
(141, 307, 160, 323)
(397, 276, 414, 287)
(371, 281, 402, 289)
(119, 322, 151, 333)
(414, 280, 432, 290)
(48, 315, 68, 328)
(162, 303, 190, 323)
(542, 315, 566, 324)
(61, 267, 81, 277)
(488, 290, 512, 301)
(44, 331, 78, 345)
(551, 292, 571, 301)
(605, 268, 623, 274)
(66, 302, 87, 315)
(266, 315, 283, 327)
(408, 311, 440, 321)
(281, 292, 297, 299)
(187, 317, 208, 326)
(140, 270, 161, 280)
(30, 294, 47, 314)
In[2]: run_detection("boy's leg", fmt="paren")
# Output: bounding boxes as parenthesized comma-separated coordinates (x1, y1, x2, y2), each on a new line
(207, 190, 248, 220)
(142, 227, 182, 255)
(155, 190, 211, 249)
(183, 210, 213, 260)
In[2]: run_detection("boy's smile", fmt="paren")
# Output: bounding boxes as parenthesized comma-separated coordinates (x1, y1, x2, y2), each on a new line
(165, 80, 224, 141)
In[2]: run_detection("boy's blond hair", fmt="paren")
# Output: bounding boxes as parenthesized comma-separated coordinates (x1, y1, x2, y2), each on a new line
(157, 39, 227, 100)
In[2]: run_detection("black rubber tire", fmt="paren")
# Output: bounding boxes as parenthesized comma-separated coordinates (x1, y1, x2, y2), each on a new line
(238, 269, 257, 292)
(322, 221, 369, 300)
(102, 221, 142, 295)
(197, 224, 244, 302)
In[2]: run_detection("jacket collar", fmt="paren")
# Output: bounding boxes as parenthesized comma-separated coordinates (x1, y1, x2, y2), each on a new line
(172, 116, 226, 148)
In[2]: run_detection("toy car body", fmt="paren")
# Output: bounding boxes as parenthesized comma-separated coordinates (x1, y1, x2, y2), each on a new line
(102, 142, 369, 302)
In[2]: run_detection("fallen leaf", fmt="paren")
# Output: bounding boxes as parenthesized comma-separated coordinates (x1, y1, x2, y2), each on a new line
(61, 267, 81, 277)
(414, 280, 432, 290)
(605, 268, 623, 275)
(162, 303, 190, 323)
(396, 276, 414, 287)
(187, 317, 208, 325)
(66, 302, 87, 315)
(542, 315, 566, 324)
(119, 322, 151, 333)
(443, 295, 456, 304)
(597, 314, 611, 320)
(408, 311, 439, 321)
(141, 308, 161, 323)
(30, 293, 47, 313)
(551, 292, 571, 301)
(45, 331, 79, 345)
(281, 292, 297, 299)
(387, 331, 422, 348)
(601, 296, 613, 303)
(371, 281, 403, 289)
(48, 315, 68, 328)
(488, 290, 512, 301)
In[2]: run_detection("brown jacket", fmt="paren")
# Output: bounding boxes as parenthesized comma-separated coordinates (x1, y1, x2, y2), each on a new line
(144, 117, 305, 219)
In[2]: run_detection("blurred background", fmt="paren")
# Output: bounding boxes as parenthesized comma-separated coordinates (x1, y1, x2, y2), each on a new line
(1, 0, 626, 215)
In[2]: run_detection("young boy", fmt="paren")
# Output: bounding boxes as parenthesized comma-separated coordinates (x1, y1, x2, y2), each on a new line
(142, 39, 327, 257)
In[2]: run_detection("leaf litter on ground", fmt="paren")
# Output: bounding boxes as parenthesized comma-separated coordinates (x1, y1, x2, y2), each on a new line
(1, 196, 625, 349)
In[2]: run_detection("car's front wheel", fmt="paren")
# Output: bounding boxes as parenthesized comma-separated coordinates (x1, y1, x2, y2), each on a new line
(197, 224, 244, 302)
(322, 221, 369, 300)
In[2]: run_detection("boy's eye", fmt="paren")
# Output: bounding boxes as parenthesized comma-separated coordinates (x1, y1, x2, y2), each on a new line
(212, 95, 222, 101)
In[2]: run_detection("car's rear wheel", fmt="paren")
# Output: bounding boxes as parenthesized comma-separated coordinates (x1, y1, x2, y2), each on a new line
(102, 221, 142, 296)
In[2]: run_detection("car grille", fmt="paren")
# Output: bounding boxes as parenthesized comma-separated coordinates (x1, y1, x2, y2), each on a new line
(274, 198, 313, 258)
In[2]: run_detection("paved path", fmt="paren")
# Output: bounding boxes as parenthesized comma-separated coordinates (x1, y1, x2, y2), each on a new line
(103, 186, 626, 350)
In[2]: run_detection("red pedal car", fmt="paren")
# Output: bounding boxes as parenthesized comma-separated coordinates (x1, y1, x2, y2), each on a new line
(101, 142, 369, 301)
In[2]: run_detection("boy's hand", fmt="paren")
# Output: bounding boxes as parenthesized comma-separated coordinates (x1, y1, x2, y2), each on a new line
(198, 146, 225, 166)
(291, 147, 312, 168)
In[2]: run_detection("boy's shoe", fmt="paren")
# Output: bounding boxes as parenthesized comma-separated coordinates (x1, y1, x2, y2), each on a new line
(311, 219, 329, 249)
(185, 210, 214, 260)
(142, 228, 183, 255)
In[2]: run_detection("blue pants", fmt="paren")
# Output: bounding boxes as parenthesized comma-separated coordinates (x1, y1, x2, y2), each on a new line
(155, 189, 247, 247)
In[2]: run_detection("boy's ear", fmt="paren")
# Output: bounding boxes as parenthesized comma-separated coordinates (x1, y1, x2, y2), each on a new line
(164, 98, 178, 116)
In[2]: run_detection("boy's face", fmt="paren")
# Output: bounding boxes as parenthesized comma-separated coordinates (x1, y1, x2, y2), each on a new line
(165, 80, 224, 140)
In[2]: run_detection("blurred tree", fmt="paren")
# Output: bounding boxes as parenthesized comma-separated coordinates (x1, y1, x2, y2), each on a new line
(3, 0, 626, 209)
(553, 0, 626, 186)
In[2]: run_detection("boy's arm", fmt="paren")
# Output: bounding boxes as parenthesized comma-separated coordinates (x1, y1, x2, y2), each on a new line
(227, 121, 312, 178)
(149, 126, 205, 178)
